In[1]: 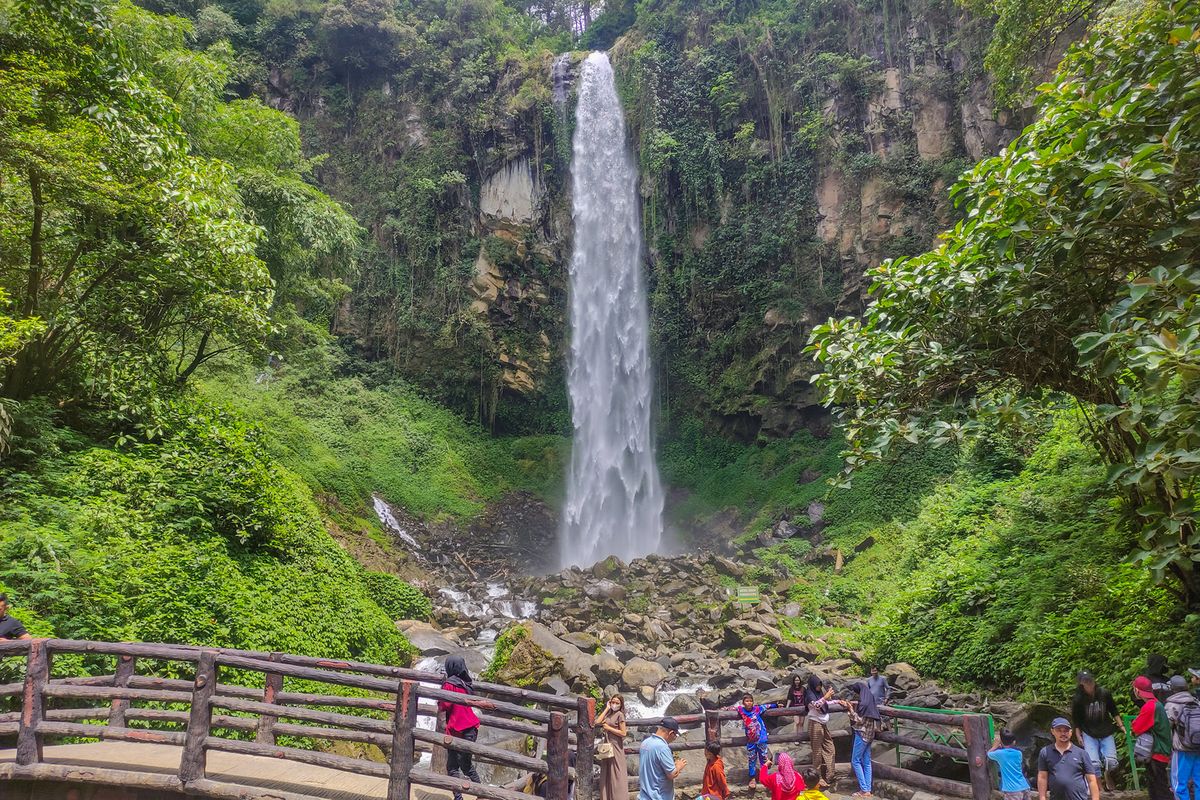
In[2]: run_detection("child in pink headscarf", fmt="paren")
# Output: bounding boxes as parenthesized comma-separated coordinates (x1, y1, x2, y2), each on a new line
(758, 752, 805, 800)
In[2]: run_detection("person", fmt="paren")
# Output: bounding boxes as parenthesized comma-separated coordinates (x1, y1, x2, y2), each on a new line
(866, 666, 890, 707)
(1037, 718, 1099, 800)
(848, 681, 883, 797)
(701, 742, 729, 800)
(758, 751, 805, 800)
(0, 594, 31, 640)
(1166, 674, 1200, 800)
(799, 769, 829, 800)
(638, 717, 686, 800)
(596, 694, 628, 800)
(989, 728, 1032, 800)
(805, 679, 842, 790)
(734, 693, 778, 787)
(786, 674, 808, 710)
(1071, 671, 1125, 789)
(438, 655, 482, 800)
(1146, 655, 1173, 702)
(1130, 676, 1172, 800)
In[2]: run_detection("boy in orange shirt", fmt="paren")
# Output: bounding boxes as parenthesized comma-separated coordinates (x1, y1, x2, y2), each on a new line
(701, 743, 729, 800)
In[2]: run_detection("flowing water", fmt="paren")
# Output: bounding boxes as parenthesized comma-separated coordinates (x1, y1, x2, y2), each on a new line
(561, 52, 664, 569)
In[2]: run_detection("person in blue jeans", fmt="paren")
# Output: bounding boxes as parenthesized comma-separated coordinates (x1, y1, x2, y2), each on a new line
(848, 682, 883, 797)
(1071, 671, 1126, 790)
(1166, 672, 1200, 800)
(989, 728, 1032, 800)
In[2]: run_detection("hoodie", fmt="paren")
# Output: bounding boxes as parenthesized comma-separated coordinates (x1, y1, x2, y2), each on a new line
(1165, 690, 1200, 752)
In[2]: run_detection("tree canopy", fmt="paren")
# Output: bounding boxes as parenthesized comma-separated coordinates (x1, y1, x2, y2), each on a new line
(809, 0, 1200, 605)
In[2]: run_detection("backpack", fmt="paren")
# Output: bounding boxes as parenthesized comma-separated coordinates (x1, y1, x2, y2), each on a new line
(1177, 701, 1200, 750)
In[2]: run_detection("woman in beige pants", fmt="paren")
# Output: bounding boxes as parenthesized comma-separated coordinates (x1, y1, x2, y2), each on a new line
(805, 680, 843, 789)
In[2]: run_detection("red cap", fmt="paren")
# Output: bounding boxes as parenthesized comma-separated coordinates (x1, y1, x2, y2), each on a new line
(1132, 675, 1154, 699)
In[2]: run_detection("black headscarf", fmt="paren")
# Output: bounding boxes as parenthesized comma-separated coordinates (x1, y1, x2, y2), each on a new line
(856, 681, 881, 720)
(803, 675, 824, 706)
(445, 655, 473, 692)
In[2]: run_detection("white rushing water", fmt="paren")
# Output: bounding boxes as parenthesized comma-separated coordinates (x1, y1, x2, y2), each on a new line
(561, 52, 664, 569)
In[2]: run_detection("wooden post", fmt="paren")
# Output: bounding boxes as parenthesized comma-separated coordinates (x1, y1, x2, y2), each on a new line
(256, 652, 284, 745)
(388, 679, 419, 800)
(180, 650, 218, 785)
(16, 639, 49, 765)
(704, 709, 721, 750)
(432, 706, 449, 775)
(108, 654, 137, 728)
(963, 714, 992, 800)
(575, 696, 596, 800)
(546, 710, 570, 800)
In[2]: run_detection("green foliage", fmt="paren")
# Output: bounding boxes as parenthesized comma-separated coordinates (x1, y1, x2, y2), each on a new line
(0, 399, 415, 664)
(198, 337, 565, 522)
(809, 0, 1200, 603)
(364, 572, 432, 620)
(861, 417, 1195, 696)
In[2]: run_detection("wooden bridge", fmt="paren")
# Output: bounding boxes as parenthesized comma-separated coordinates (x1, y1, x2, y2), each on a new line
(0, 639, 994, 800)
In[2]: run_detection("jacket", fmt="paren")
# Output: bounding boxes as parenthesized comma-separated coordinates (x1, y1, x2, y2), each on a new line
(439, 680, 481, 734)
(1165, 690, 1200, 753)
(1131, 697, 1172, 762)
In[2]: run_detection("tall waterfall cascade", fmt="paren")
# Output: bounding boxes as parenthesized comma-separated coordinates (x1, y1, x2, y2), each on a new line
(560, 52, 664, 568)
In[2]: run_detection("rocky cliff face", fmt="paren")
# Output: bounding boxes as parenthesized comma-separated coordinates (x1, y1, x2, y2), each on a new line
(267, 1, 1027, 437)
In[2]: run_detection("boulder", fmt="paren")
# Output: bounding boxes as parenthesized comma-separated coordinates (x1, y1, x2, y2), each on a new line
(526, 621, 601, 690)
(637, 685, 657, 705)
(396, 621, 461, 657)
(584, 579, 628, 603)
(591, 556, 626, 580)
(594, 651, 624, 686)
(621, 657, 669, 691)
(884, 662, 922, 691)
(722, 619, 784, 650)
(665, 693, 702, 717)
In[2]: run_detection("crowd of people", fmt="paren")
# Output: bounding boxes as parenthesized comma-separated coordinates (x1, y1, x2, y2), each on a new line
(431, 655, 1200, 800)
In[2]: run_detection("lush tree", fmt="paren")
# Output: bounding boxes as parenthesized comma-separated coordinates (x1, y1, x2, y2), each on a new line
(0, 0, 273, 413)
(808, 1, 1200, 604)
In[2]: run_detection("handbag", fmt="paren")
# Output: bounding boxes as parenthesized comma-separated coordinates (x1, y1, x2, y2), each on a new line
(596, 741, 616, 760)
(1134, 732, 1154, 763)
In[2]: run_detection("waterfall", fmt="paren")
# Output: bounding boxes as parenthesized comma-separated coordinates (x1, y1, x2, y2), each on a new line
(560, 52, 664, 568)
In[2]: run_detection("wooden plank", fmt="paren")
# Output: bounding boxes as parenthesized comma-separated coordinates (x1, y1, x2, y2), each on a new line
(389, 679, 418, 800)
(881, 706, 969, 727)
(108, 654, 137, 728)
(872, 761, 973, 798)
(16, 638, 49, 765)
(179, 649, 217, 784)
(37, 720, 186, 746)
(875, 729, 969, 760)
(257, 652, 284, 745)
(963, 713, 993, 800)
(216, 652, 397, 694)
(44, 639, 197, 661)
(42, 684, 192, 703)
(412, 728, 550, 773)
(574, 696, 596, 800)
(545, 710, 569, 800)
(203, 735, 390, 778)
(213, 694, 392, 734)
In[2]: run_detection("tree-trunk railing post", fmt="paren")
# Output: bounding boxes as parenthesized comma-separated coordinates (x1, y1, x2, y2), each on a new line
(546, 709, 570, 800)
(16, 639, 49, 765)
(575, 696, 596, 800)
(108, 654, 137, 728)
(388, 679, 419, 800)
(256, 652, 284, 745)
(704, 709, 722, 750)
(180, 650, 218, 785)
(963, 714, 992, 800)
(432, 698, 448, 776)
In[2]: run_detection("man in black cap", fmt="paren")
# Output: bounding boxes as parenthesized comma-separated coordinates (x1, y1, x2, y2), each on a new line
(1071, 671, 1124, 789)
(0, 594, 31, 640)
(639, 716, 686, 800)
(1038, 717, 1099, 800)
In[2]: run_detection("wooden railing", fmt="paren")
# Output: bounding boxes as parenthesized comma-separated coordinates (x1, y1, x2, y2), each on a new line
(0, 639, 594, 800)
(630, 704, 993, 800)
(0, 638, 994, 800)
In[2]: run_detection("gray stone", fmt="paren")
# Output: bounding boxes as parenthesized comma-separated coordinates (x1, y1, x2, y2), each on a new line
(584, 579, 627, 602)
(884, 662, 922, 691)
(396, 621, 461, 657)
(621, 657, 670, 691)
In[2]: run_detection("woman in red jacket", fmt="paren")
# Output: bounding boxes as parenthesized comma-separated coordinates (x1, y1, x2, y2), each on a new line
(439, 655, 482, 800)
(759, 751, 805, 800)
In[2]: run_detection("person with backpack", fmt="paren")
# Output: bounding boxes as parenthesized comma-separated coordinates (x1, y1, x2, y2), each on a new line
(1131, 676, 1172, 800)
(989, 728, 1032, 800)
(1071, 671, 1126, 790)
(1166, 674, 1200, 800)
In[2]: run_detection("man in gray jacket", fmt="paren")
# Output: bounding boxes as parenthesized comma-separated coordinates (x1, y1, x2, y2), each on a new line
(1165, 674, 1200, 800)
